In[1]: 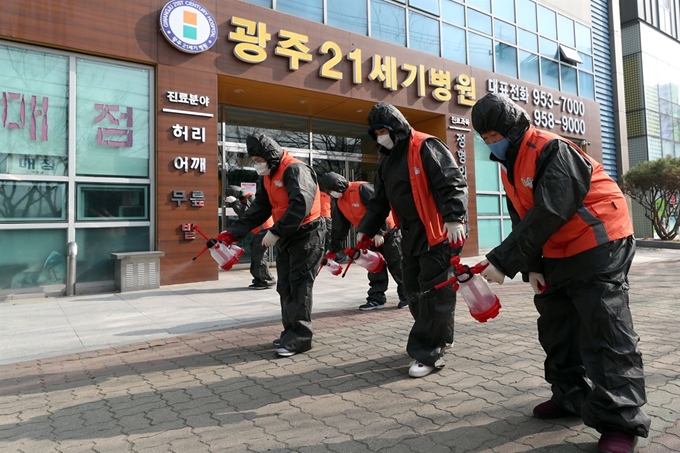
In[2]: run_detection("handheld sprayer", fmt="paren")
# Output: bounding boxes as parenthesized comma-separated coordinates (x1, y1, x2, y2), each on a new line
(191, 225, 244, 271)
(341, 239, 385, 277)
(423, 256, 501, 322)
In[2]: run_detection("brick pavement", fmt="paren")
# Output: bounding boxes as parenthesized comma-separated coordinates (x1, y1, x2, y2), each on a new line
(1, 255, 679, 452)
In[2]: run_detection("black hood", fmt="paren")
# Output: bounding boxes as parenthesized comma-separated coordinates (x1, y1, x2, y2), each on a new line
(246, 134, 284, 168)
(318, 171, 348, 194)
(471, 93, 530, 146)
(366, 102, 411, 142)
(225, 185, 247, 200)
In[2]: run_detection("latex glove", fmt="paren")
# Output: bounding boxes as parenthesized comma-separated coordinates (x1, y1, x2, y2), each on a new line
(216, 230, 235, 244)
(480, 259, 505, 285)
(529, 272, 547, 294)
(224, 196, 237, 204)
(325, 251, 337, 261)
(444, 221, 465, 247)
(262, 231, 280, 247)
(373, 234, 385, 247)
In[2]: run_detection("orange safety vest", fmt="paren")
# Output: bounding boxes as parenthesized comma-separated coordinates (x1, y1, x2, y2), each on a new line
(320, 191, 332, 218)
(337, 181, 396, 229)
(263, 150, 321, 225)
(407, 130, 447, 246)
(503, 126, 633, 258)
(245, 192, 275, 235)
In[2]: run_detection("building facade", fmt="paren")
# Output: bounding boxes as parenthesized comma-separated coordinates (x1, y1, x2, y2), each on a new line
(0, 0, 612, 296)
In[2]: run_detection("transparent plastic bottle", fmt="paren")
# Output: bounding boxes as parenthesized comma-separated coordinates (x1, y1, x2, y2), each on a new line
(322, 258, 343, 276)
(210, 242, 244, 271)
(456, 273, 501, 322)
(351, 248, 385, 273)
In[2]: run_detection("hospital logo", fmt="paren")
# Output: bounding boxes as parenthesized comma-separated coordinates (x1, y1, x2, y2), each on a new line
(159, 1, 217, 54)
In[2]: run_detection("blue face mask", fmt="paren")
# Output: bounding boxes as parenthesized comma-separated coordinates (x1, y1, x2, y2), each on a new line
(488, 138, 510, 160)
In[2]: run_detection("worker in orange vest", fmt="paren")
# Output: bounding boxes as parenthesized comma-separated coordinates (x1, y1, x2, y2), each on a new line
(472, 93, 649, 453)
(219, 134, 324, 358)
(224, 185, 275, 290)
(358, 102, 469, 378)
(319, 191, 333, 252)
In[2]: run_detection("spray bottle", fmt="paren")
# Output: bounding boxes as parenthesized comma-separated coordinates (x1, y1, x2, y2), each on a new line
(424, 256, 501, 322)
(318, 257, 344, 276)
(341, 239, 385, 277)
(191, 225, 244, 271)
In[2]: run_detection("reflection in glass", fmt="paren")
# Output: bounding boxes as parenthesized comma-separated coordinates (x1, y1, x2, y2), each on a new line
(578, 72, 595, 99)
(469, 32, 493, 71)
(75, 227, 150, 283)
(648, 136, 662, 160)
(478, 194, 500, 215)
(537, 4, 557, 39)
(539, 37, 558, 58)
(77, 184, 149, 221)
(311, 119, 366, 154)
(371, 0, 406, 46)
(277, 0, 323, 22)
(468, 9, 492, 35)
(0, 45, 69, 176)
(579, 52, 593, 72)
(520, 51, 540, 85)
(409, 0, 439, 15)
(0, 229, 67, 289)
(493, 0, 514, 22)
(558, 15, 575, 48)
(516, 0, 536, 31)
(0, 181, 66, 222)
(575, 22, 592, 54)
(443, 24, 467, 63)
(243, 0, 271, 6)
(409, 11, 440, 56)
(560, 64, 577, 95)
(662, 139, 674, 157)
(328, 0, 368, 35)
(540, 58, 560, 90)
(494, 19, 516, 44)
(518, 29, 538, 52)
(442, 0, 464, 26)
(478, 219, 501, 249)
(495, 42, 517, 78)
(467, 0, 490, 13)
(661, 115, 674, 140)
(224, 106, 309, 149)
(474, 134, 499, 191)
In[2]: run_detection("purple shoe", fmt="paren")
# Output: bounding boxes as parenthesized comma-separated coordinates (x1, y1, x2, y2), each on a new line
(597, 429, 638, 453)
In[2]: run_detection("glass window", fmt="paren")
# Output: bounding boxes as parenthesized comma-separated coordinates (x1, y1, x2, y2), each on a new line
(0, 45, 69, 176)
(557, 15, 575, 48)
(477, 219, 502, 249)
(494, 19, 516, 44)
(540, 58, 560, 90)
(0, 229, 67, 289)
(467, 0, 490, 13)
(409, 0, 439, 15)
(537, 5, 557, 40)
(75, 226, 150, 283)
(502, 218, 512, 240)
(578, 71, 595, 99)
(409, 11, 440, 56)
(493, 0, 514, 22)
(243, 0, 271, 6)
(76, 59, 150, 178)
(519, 50, 540, 85)
(277, 0, 323, 22)
(311, 119, 368, 154)
(539, 37, 558, 58)
(575, 22, 592, 54)
(77, 184, 149, 221)
(0, 182, 66, 222)
(468, 9, 492, 35)
(371, 0, 407, 46)
(661, 115, 674, 140)
(477, 194, 501, 215)
(579, 52, 593, 72)
(328, 0, 368, 35)
(474, 134, 499, 191)
(442, 0, 464, 26)
(662, 139, 674, 157)
(516, 0, 536, 31)
(518, 29, 538, 52)
(442, 24, 467, 63)
(495, 42, 517, 78)
(468, 32, 494, 71)
(224, 107, 310, 149)
(502, 195, 509, 215)
(560, 64, 577, 95)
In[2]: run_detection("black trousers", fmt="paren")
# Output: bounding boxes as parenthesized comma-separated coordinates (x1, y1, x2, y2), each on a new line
(367, 229, 405, 303)
(535, 236, 650, 437)
(275, 220, 325, 353)
(250, 229, 275, 284)
(402, 242, 458, 367)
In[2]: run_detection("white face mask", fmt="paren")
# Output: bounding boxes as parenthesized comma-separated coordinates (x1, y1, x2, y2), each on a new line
(329, 191, 343, 199)
(253, 162, 270, 176)
(376, 134, 394, 150)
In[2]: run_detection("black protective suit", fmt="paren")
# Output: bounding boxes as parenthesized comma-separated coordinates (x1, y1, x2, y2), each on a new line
(358, 103, 469, 368)
(471, 93, 650, 437)
(224, 135, 325, 354)
(319, 172, 405, 305)
(224, 186, 275, 287)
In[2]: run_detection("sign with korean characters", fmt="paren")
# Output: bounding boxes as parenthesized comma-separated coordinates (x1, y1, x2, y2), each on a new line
(226, 16, 476, 107)
(486, 78, 588, 136)
(160, 1, 218, 54)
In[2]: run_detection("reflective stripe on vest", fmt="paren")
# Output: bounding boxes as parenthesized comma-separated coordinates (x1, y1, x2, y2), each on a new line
(503, 126, 633, 258)
(408, 129, 447, 246)
(263, 151, 321, 225)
